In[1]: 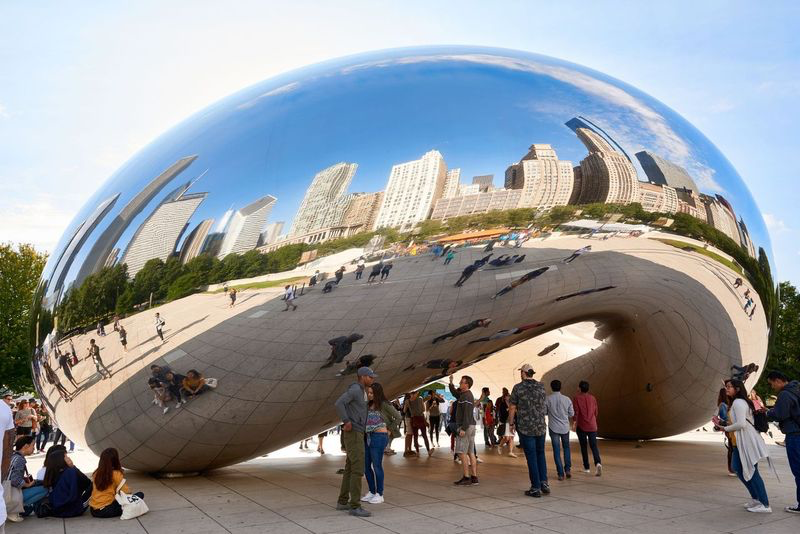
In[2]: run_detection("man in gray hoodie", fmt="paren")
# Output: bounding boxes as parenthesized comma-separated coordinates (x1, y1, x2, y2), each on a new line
(334, 366, 376, 517)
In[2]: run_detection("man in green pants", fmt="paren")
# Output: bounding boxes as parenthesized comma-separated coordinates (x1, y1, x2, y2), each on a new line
(334, 366, 376, 517)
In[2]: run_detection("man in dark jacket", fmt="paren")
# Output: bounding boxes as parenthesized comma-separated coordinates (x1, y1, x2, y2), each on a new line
(455, 263, 478, 287)
(432, 318, 491, 344)
(766, 371, 800, 514)
(334, 367, 376, 517)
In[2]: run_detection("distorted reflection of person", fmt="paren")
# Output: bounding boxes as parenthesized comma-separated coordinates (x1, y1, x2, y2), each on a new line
(379, 262, 393, 282)
(562, 245, 591, 263)
(154, 313, 166, 343)
(118, 325, 128, 352)
(467, 322, 544, 344)
(454, 262, 479, 287)
(335, 266, 346, 284)
(488, 255, 512, 267)
(309, 270, 320, 286)
(337, 354, 376, 377)
(181, 370, 210, 400)
(321, 334, 364, 369)
(432, 318, 492, 344)
(355, 259, 365, 280)
(491, 267, 549, 299)
(555, 285, 615, 302)
(322, 280, 337, 293)
(229, 287, 237, 307)
(731, 363, 759, 382)
(162, 371, 186, 408)
(367, 262, 382, 283)
(148, 378, 173, 414)
(87, 339, 111, 379)
(443, 250, 456, 265)
(58, 350, 78, 389)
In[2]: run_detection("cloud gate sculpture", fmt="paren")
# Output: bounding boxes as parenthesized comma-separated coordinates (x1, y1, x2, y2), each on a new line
(30, 46, 775, 473)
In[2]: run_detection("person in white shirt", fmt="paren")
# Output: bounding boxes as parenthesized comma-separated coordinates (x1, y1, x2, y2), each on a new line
(545, 380, 575, 481)
(283, 285, 297, 311)
(154, 313, 166, 343)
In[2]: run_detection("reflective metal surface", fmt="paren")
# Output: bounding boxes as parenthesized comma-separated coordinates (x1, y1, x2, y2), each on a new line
(30, 46, 775, 472)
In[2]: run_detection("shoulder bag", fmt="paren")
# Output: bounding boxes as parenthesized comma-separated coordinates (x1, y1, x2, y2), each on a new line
(115, 478, 148, 520)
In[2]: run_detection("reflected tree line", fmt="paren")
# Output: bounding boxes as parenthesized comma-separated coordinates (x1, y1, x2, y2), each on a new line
(52, 204, 775, 336)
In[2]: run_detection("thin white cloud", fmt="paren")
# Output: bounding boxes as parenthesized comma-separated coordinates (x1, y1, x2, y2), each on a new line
(0, 196, 75, 251)
(0, 103, 9, 119)
(236, 82, 300, 110)
(762, 212, 789, 233)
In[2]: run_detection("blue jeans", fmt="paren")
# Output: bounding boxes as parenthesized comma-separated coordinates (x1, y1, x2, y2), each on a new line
(365, 432, 389, 495)
(22, 484, 48, 506)
(731, 446, 769, 506)
(549, 430, 571, 477)
(576, 429, 601, 469)
(519, 432, 547, 490)
(784, 433, 799, 506)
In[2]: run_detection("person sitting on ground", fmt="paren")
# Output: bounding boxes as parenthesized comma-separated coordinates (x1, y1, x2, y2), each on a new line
(43, 448, 92, 517)
(8, 436, 48, 513)
(181, 369, 209, 399)
(309, 270, 320, 286)
(89, 447, 145, 518)
(514, 254, 526, 263)
(162, 371, 185, 408)
(488, 255, 509, 267)
(35, 444, 67, 481)
(148, 377, 174, 414)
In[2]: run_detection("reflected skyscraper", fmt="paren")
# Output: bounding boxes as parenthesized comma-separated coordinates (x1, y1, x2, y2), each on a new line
(637, 182, 678, 213)
(505, 144, 574, 209)
(442, 168, 462, 198)
(290, 162, 357, 236)
(121, 182, 208, 277)
(49, 193, 119, 291)
(180, 218, 214, 263)
(635, 151, 699, 192)
(375, 150, 447, 230)
(217, 195, 276, 258)
(259, 221, 285, 247)
(75, 156, 198, 284)
(568, 119, 639, 205)
(472, 175, 494, 192)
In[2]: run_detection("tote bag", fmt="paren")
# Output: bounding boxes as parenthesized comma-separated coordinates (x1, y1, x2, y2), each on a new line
(115, 478, 148, 520)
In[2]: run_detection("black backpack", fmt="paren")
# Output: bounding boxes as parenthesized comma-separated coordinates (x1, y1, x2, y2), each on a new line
(750, 411, 769, 433)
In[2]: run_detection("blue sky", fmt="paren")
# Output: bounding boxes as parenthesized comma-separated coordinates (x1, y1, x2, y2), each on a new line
(1, 1, 798, 284)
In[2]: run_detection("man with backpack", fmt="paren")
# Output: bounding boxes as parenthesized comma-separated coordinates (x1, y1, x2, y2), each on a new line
(766, 371, 800, 514)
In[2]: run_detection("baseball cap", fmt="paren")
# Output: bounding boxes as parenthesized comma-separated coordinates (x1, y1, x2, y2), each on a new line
(357, 367, 378, 378)
(518, 364, 535, 377)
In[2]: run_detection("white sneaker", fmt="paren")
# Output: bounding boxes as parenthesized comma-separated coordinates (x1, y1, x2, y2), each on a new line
(6, 513, 23, 522)
(162, 407, 169, 414)
(583, 469, 591, 473)
(742, 499, 760, 509)
(455, 457, 462, 464)
(746, 504, 772, 513)
(595, 464, 603, 477)
(361, 492, 375, 502)
(476, 456, 483, 463)
(368, 494, 384, 504)
(176, 402, 182, 408)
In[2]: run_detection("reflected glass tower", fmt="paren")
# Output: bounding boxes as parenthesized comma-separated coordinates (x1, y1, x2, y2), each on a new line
(290, 163, 357, 237)
(217, 195, 276, 258)
(374, 150, 447, 230)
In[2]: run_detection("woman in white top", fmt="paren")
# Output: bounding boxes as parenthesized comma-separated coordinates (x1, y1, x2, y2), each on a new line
(713, 379, 771, 513)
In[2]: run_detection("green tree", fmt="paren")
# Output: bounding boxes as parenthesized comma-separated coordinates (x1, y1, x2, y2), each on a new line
(132, 258, 166, 303)
(166, 272, 201, 301)
(0, 243, 47, 391)
(757, 281, 800, 395)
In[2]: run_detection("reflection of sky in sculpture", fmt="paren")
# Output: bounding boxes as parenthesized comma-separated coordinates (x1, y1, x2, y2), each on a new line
(40, 46, 771, 291)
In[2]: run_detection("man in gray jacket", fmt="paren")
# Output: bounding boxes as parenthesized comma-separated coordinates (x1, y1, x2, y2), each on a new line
(449, 373, 478, 485)
(334, 366, 376, 517)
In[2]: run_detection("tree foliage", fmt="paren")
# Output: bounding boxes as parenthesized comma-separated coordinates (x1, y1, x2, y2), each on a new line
(0, 243, 47, 392)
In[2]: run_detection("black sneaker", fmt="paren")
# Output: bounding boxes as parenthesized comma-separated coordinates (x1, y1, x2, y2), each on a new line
(525, 488, 542, 498)
(454, 476, 472, 486)
(470, 476, 479, 485)
(785, 505, 800, 514)
(541, 482, 551, 494)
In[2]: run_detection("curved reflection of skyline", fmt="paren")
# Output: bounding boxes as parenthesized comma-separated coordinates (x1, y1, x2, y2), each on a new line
(40, 47, 772, 304)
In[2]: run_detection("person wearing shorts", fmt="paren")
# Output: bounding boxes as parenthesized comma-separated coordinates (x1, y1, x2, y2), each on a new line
(449, 374, 478, 485)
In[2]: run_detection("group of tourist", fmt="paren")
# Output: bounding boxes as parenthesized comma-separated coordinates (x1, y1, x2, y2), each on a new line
(713, 371, 800, 514)
(2, 395, 73, 453)
(329, 362, 605, 517)
(148, 364, 214, 414)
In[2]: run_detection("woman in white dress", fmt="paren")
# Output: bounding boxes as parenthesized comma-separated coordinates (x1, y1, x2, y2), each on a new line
(713, 379, 771, 513)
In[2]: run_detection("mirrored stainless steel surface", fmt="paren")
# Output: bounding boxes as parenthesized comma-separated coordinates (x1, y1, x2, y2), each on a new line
(30, 46, 775, 472)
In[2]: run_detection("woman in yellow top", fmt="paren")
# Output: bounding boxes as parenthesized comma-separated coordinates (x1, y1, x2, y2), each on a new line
(89, 448, 144, 518)
(181, 369, 210, 399)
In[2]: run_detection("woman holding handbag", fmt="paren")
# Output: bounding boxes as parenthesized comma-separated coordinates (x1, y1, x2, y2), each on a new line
(89, 448, 145, 518)
(361, 383, 401, 504)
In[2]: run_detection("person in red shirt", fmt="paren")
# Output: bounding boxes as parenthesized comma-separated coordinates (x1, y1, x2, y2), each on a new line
(572, 381, 602, 476)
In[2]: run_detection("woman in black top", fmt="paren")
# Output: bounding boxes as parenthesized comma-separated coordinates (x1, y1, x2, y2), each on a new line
(426, 392, 443, 446)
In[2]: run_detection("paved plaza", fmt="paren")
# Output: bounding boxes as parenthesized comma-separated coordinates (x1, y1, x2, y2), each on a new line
(7, 435, 798, 534)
